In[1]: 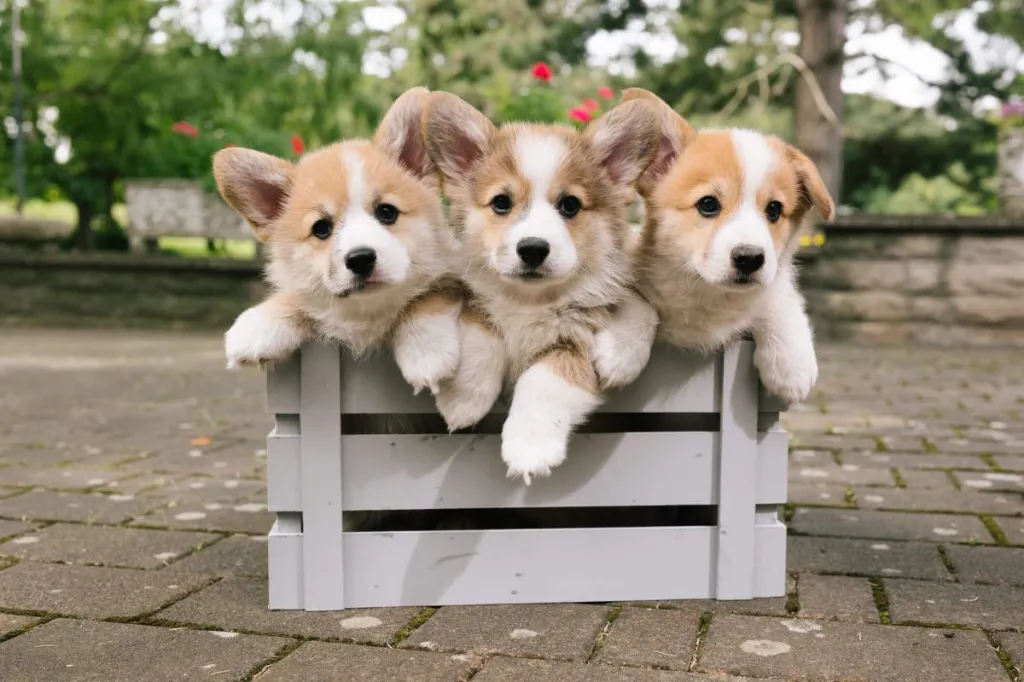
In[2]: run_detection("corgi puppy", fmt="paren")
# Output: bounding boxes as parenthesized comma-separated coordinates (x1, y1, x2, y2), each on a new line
(422, 92, 662, 483)
(213, 88, 462, 394)
(620, 89, 835, 404)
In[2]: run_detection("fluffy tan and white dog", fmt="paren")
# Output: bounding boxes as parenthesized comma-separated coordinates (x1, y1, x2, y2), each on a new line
(421, 92, 662, 483)
(619, 88, 835, 404)
(213, 87, 462, 393)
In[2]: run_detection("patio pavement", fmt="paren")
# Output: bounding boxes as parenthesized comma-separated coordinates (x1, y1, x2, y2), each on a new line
(0, 328, 1022, 681)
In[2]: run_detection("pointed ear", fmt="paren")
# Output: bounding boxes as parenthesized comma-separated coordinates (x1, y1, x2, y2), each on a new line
(422, 91, 495, 183)
(620, 88, 695, 196)
(584, 99, 661, 188)
(212, 148, 294, 241)
(374, 86, 436, 182)
(786, 145, 835, 221)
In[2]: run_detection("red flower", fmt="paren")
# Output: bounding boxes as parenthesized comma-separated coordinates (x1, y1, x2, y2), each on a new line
(171, 121, 199, 138)
(582, 98, 599, 112)
(291, 135, 305, 156)
(597, 86, 614, 100)
(531, 62, 553, 82)
(569, 108, 591, 124)
(223, 143, 235, 148)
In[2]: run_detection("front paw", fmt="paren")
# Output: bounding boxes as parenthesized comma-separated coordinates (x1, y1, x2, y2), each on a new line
(435, 379, 501, 431)
(224, 306, 303, 370)
(393, 312, 461, 395)
(755, 345, 818, 405)
(592, 327, 652, 390)
(501, 414, 568, 485)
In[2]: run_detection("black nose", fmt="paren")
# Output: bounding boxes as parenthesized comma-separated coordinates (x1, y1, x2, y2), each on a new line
(731, 246, 765, 276)
(516, 238, 550, 269)
(345, 247, 377, 277)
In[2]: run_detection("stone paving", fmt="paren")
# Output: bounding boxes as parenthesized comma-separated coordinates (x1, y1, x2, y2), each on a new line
(1, 329, 1023, 681)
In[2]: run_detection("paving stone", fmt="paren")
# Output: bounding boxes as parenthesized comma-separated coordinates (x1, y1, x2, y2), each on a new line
(0, 562, 208, 619)
(474, 657, 754, 681)
(0, 466, 134, 490)
(140, 476, 266, 504)
(993, 516, 1024, 546)
(887, 579, 1024, 629)
(791, 463, 895, 486)
(996, 633, 1024, 675)
(403, 604, 608, 661)
(121, 441, 265, 479)
(698, 614, 1007, 682)
(790, 508, 993, 544)
(0, 523, 218, 569)
(134, 498, 273, 534)
(0, 490, 162, 524)
(841, 452, 988, 470)
(164, 535, 268, 576)
(852, 487, 1024, 515)
(638, 591, 791, 618)
(0, 619, 286, 682)
(797, 575, 879, 622)
(789, 450, 836, 467)
(895, 469, 958, 490)
(788, 483, 852, 507)
(156, 576, 418, 643)
(994, 456, 1024, 472)
(0, 519, 36, 541)
(788, 537, 951, 580)
(593, 606, 701, 669)
(954, 470, 1024, 492)
(257, 642, 476, 682)
(0, 613, 40, 640)
(944, 545, 1024, 586)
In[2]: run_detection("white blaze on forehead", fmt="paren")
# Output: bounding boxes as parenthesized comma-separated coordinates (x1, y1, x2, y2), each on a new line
(731, 128, 778, 204)
(514, 132, 567, 200)
(342, 149, 367, 209)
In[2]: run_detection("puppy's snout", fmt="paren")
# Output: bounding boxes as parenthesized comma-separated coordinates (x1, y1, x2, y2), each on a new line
(730, 246, 765, 276)
(344, 247, 377, 277)
(516, 238, 550, 269)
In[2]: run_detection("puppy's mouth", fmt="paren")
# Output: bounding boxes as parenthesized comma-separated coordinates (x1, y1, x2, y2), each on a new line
(335, 279, 387, 298)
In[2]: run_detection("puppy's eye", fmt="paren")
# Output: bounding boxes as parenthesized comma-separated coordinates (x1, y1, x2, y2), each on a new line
(765, 200, 783, 223)
(557, 195, 581, 219)
(696, 195, 720, 218)
(375, 203, 399, 225)
(311, 218, 334, 240)
(490, 194, 513, 215)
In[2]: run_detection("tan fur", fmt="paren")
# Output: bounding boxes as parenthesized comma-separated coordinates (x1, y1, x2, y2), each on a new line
(215, 87, 459, 372)
(541, 342, 598, 395)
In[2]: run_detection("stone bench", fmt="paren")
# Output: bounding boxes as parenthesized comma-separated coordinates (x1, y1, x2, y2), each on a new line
(262, 340, 789, 610)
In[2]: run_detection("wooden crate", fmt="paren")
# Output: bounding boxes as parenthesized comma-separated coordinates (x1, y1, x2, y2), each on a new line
(264, 340, 789, 610)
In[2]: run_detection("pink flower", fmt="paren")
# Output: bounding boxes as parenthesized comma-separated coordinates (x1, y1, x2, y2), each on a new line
(597, 86, 614, 100)
(291, 135, 305, 156)
(171, 121, 199, 138)
(1002, 102, 1024, 119)
(531, 62, 553, 82)
(582, 98, 599, 112)
(569, 108, 592, 124)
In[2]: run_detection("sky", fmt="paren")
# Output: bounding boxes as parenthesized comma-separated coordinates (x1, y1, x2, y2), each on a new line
(157, 0, 1024, 111)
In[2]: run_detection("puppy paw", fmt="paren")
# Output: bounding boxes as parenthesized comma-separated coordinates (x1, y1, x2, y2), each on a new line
(393, 301, 462, 395)
(501, 414, 568, 486)
(755, 344, 818, 405)
(224, 305, 305, 370)
(435, 380, 500, 431)
(592, 326, 652, 390)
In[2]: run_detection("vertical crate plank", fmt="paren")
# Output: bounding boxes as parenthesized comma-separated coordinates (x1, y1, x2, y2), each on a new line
(299, 343, 345, 610)
(268, 513, 303, 609)
(715, 341, 759, 599)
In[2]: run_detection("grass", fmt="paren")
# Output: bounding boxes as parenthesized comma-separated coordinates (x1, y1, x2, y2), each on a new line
(0, 199, 257, 260)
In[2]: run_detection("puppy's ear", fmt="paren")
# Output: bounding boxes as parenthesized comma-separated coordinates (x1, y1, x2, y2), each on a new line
(374, 86, 436, 182)
(212, 148, 294, 241)
(619, 88, 695, 196)
(422, 91, 495, 182)
(786, 145, 835, 221)
(584, 98, 661, 189)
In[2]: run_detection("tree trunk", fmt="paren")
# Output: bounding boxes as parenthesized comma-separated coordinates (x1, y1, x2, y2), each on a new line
(73, 201, 96, 251)
(794, 0, 846, 209)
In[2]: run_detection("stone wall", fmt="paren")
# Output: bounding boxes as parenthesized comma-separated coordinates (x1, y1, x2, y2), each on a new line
(802, 215, 1024, 345)
(0, 251, 265, 331)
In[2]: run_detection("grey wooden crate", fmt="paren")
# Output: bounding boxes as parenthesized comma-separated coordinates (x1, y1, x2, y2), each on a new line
(264, 340, 789, 610)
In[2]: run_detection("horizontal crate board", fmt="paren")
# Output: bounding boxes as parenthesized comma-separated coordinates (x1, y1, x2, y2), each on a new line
(268, 521, 786, 608)
(266, 430, 788, 512)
